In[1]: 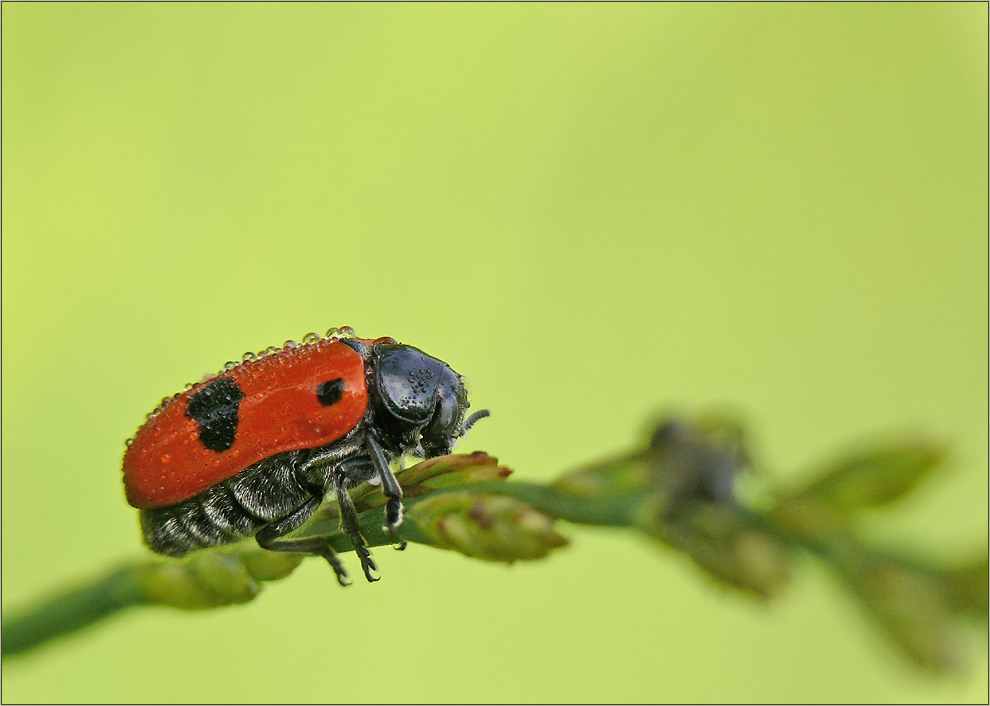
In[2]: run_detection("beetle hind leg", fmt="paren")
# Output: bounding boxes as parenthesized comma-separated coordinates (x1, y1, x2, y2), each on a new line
(255, 498, 350, 586)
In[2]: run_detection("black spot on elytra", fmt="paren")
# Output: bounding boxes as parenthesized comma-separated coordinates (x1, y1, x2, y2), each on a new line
(316, 378, 345, 406)
(185, 378, 244, 452)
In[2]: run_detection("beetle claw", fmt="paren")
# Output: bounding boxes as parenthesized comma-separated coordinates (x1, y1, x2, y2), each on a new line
(354, 544, 379, 583)
(320, 548, 351, 587)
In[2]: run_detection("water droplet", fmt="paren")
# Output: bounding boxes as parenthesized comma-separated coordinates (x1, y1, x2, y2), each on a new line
(327, 326, 355, 340)
(302, 332, 320, 344)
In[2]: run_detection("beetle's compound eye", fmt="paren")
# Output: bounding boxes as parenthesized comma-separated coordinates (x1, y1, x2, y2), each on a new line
(421, 366, 469, 456)
(315, 378, 345, 406)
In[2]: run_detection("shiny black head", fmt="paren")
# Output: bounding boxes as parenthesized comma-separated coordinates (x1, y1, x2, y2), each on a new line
(362, 342, 480, 457)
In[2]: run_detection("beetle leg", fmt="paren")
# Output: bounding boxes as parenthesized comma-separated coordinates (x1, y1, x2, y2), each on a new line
(255, 497, 350, 586)
(332, 474, 379, 583)
(367, 432, 403, 533)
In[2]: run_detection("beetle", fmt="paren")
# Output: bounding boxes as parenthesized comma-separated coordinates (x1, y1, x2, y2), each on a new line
(122, 327, 489, 585)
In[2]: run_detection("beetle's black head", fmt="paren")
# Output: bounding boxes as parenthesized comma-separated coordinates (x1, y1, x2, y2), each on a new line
(361, 342, 481, 457)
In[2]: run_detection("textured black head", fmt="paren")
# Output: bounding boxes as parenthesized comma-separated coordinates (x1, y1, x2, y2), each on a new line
(369, 343, 473, 457)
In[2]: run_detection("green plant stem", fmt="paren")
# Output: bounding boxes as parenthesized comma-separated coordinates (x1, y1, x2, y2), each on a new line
(445, 480, 637, 527)
(3, 567, 146, 658)
(0, 476, 619, 659)
(2, 422, 985, 673)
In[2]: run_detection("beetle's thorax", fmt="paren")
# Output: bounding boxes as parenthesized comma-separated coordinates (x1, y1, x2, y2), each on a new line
(343, 338, 469, 458)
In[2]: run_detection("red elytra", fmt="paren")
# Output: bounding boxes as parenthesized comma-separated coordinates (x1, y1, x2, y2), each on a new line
(123, 338, 368, 509)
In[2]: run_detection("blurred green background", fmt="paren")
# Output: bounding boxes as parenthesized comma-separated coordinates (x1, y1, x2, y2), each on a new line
(2, 3, 986, 703)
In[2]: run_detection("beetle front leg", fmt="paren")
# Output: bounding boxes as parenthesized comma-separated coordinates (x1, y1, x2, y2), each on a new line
(367, 432, 403, 533)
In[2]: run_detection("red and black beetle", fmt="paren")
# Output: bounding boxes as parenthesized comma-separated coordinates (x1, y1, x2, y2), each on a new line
(122, 327, 488, 585)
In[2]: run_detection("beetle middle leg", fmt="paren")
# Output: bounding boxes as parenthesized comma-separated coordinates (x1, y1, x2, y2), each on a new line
(332, 473, 379, 583)
(255, 497, 350, 586)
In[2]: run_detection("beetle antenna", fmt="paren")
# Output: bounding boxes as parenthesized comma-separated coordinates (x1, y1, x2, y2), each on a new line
(461, 409, 491, 436)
